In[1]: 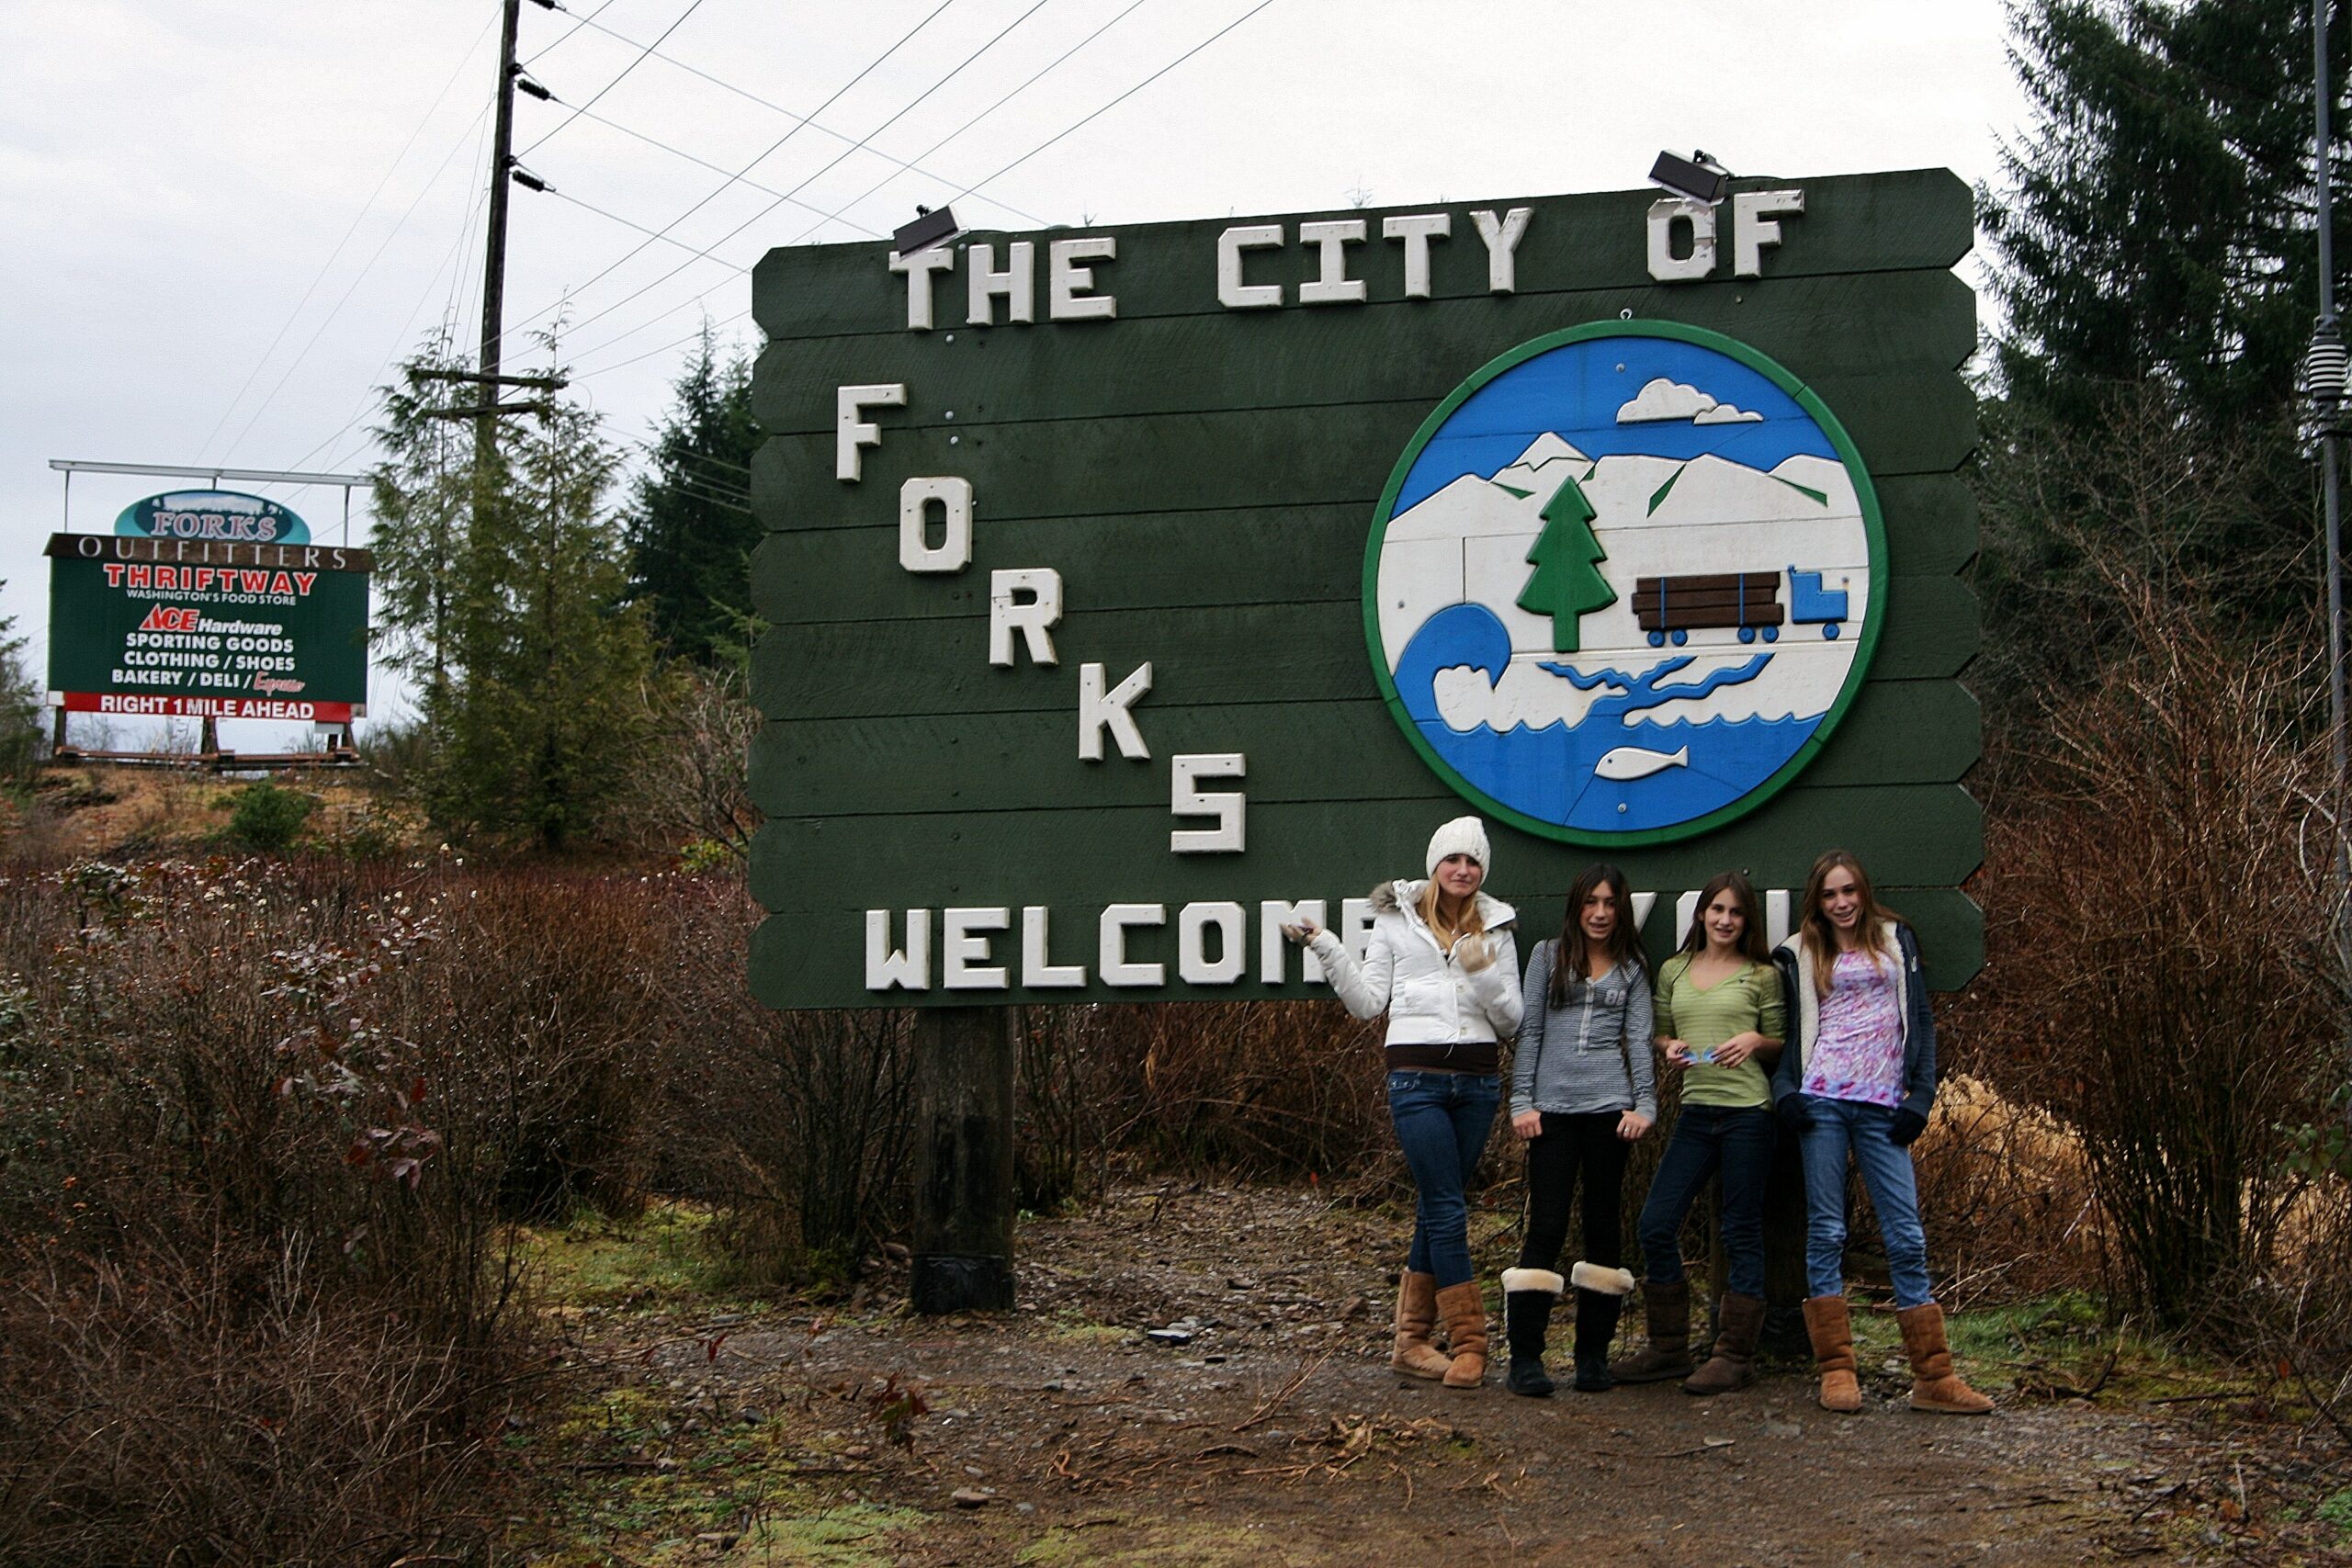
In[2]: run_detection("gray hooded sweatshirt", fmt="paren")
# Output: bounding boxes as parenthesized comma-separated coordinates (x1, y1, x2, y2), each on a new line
(1510, 939, 1657, 1122)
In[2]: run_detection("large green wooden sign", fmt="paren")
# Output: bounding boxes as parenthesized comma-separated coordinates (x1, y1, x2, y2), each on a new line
(749, 171, 1979, 1010)
(46, 534, 373, 723)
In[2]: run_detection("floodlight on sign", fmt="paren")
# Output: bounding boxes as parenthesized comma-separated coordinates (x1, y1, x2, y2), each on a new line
(1649, 151, 1731, 206)
(893, 205, 965, 258)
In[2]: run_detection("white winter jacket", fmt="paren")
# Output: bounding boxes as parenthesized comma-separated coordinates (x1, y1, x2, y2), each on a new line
(1307, 880, 1523, 1048)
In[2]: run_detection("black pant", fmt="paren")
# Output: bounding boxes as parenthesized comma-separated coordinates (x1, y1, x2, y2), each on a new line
(1517, 1111, 1627, 1272)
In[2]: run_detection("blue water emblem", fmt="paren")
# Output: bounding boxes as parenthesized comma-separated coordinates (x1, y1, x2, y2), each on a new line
(1366, 324, 1883, 843)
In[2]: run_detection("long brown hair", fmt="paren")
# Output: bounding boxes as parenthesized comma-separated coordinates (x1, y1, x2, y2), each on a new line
(1551, 863, 1640, 1007)
(1416, 878, 1487, 953)
(1799, 849, 1901, 998)
(1676, 871, 1770, 966)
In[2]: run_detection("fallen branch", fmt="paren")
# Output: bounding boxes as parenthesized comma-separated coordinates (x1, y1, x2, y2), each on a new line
(1231, 1350, 1330, 1433)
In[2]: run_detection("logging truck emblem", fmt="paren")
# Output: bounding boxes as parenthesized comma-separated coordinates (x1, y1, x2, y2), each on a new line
(1363, 321, 1885, 846)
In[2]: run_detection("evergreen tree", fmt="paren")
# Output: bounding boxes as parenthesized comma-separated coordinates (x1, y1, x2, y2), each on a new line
(1517, 471, 1615, 652)
(1982, 0, 2343, 430)
(368, 331, 478, 700)
(0, 591, 42, 783)
(624, 328, 762, 666)
(1974, 0, 2345, 726)
(370, 339, 658, 850)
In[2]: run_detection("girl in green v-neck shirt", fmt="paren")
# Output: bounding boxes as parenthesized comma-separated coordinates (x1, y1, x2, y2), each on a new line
(1611, 872, 1785, 1400)
(1653, 953, 1785, 1110)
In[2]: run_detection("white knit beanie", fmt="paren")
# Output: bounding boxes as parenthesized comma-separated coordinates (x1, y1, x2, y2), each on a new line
(1424, 815, 1491, 878)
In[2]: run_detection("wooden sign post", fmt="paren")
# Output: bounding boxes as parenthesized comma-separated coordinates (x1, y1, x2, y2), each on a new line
(750, 171, 1981, 1314)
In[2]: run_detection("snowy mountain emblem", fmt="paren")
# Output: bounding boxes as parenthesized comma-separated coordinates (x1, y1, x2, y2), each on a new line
(1363, 321, 1885, 845)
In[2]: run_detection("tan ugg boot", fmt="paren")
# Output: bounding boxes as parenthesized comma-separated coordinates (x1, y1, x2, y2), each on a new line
(1608, 1279, 1692, 1383)
(1681, 1292, 1766, 1396)
(1803, 1294, 1863, 1414)
(1390, 1270, 1453, 1380)
(1435, 1280, 1488, 1388)
(1896, 1303, 1993, 1414)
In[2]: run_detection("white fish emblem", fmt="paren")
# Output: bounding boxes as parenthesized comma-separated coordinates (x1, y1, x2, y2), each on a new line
(1594, 744, 1689, 781)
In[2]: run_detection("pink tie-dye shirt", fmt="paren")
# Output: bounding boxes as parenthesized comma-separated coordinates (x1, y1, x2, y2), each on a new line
(1802, 948, 1904, 1108)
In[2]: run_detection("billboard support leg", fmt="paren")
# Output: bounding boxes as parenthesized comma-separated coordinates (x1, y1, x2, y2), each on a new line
(910, 1005, 1017, 1314)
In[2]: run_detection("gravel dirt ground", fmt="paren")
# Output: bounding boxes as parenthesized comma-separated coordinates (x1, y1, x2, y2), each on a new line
(512, 1185, 2352, 1566)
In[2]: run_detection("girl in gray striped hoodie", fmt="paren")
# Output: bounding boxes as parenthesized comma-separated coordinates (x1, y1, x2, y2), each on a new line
(1500, 863, 1657, 1396)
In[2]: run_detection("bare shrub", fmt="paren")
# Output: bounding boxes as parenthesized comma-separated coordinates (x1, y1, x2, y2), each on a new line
(0, 855, 686, 1562)
(1952, 573, 2348, 1344)
(659, 882, 916, 1284)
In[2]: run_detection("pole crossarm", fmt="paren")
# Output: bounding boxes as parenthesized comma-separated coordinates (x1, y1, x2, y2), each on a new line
(47, 459, 370, 488)
(414, 369, 570, 389)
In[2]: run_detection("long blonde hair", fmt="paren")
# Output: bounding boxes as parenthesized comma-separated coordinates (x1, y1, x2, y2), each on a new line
(1799, 849, 1900, 998)
(1417, 879, 1487, 952)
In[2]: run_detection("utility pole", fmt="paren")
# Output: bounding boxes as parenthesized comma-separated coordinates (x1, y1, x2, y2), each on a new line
(478, 0, 525, 482)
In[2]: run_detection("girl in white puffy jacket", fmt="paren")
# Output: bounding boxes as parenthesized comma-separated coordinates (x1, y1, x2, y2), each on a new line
(1291, 816, 1522, 1389)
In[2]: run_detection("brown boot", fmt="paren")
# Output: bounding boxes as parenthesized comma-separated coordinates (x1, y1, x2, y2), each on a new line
(1390, 1270, 1453, 1380)
(1681, 1292, 1766, 1396)
(1435, 1281, 1489, 1388)
(1802, 1294, 1863, 1413)
(1607, 1279, 1692, 1382)
(1896, 1302, 1993, 1415)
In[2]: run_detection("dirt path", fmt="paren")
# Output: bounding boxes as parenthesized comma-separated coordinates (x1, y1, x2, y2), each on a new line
(523, 1186, 2351, 1566)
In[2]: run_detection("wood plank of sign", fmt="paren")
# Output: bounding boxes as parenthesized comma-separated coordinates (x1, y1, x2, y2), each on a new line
(44, 535, 375, 572)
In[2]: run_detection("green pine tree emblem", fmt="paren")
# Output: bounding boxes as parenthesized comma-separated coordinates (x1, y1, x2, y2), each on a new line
(1516, 471, 1616, 652)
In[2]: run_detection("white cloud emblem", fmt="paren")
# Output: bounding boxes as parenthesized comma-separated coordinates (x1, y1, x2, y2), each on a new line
(1616, 377, 1763, 425)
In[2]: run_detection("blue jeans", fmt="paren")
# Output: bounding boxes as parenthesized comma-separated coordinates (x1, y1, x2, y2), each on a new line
(1797, 1098, 1932, 1308)
(1635, 1103, 1775, 1298)
(1387, 1070, 1500, 1288)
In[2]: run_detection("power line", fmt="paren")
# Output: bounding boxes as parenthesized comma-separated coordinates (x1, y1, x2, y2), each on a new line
(492, 0, 963, 360)
(563, 102, 886, 236)
(518, 0, 710, 157)
(553, 7, 1049, 228)
(938, 0, 1276, 210)
(564, 0, 1267, 378)
(219, 96, 497, 466)
(197, 8, 498, 462)
(777, 0, 1154, 249)
(514, 0, 1057, 360)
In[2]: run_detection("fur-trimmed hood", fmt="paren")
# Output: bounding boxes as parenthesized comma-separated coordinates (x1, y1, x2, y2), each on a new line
(1367, 878, 1518, 930)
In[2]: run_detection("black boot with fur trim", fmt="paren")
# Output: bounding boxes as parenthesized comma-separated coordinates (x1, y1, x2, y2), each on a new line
(1499, 1268, 1563, 1398)
(1569, 1262, 1635, 1392)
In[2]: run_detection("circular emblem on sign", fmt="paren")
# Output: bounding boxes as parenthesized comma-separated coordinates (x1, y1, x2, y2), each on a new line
(1363, 321, 1885, 846)
(115, 489, 311, 546)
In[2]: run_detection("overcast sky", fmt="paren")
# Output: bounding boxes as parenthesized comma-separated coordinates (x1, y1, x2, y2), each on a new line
(0, 0, 2034, 750)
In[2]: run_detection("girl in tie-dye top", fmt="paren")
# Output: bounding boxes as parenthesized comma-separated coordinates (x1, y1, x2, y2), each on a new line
(1770, 850, 1991, 1420)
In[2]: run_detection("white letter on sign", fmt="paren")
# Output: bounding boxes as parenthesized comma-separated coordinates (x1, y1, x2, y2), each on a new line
(1467, 207, 1532, 293)
(1645, 198, 1715, 282)
(941, 906, 1011, 989)
(1382, 212, 1451, 299)
(888, 246, 956, 330)
(1169, 752, 1246, 852)
(837, 383, 906, 480)
(1100, 903, 1166, 987)
(899, 477, 973, 572)
(1296, 219, 1367, 305)
(1047, 236, 1117, 320)
(967, 240, 1035, 325)
(1021, 906, 1086, 987)
(1732, 188, 1804, 277)
(1216, 223, 1284, 310)
(989, 568, 1061, 667)
(1178, 902, 1247, 984)
(1079, 661, 1151, 761)
(1260, 899, 1329, 983)
(865, 908, 932, 990)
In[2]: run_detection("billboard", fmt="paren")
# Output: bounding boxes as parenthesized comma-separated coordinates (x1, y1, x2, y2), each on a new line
(748, 170, 1979, 1010)
(46, 532, 372, 723)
